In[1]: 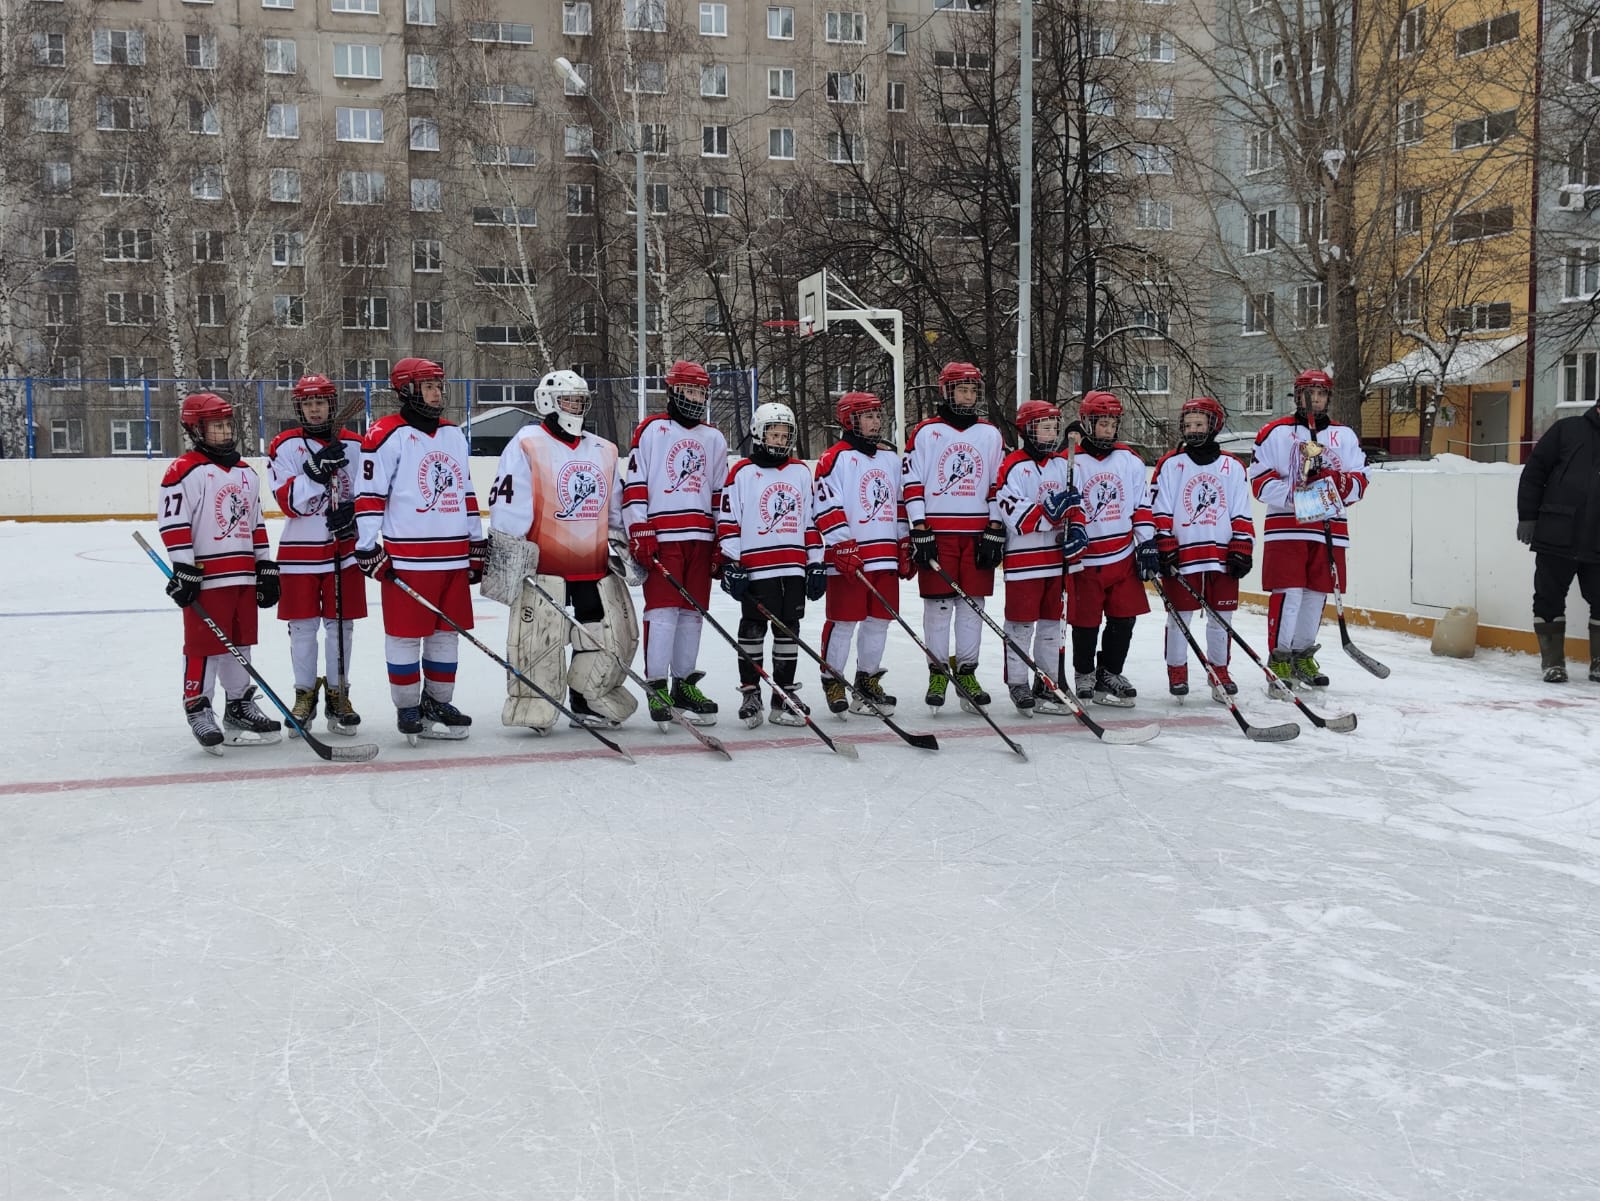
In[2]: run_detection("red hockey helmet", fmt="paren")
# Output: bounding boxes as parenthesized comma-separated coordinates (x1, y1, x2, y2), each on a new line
(390, 356, 446, 418)
(836, 391, 884, 435)
(1078, 390, 1123, 419)
(179, 391, 237, 454)
(1180, 395, 1226, 441)
(1293, 368, 1333, 421)
(664, 359, 711, 423)
(291, 373, 338, 434)
(1294, 368, 1333, 393)
(938, 361, 984, 411)
(1016, 399, 1063, 454)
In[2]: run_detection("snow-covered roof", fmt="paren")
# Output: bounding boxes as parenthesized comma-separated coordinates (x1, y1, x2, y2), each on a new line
(1366, 334, 1525, 390)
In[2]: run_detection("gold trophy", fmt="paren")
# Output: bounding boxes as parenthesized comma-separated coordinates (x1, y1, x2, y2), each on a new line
(1299, 437, 1324, 484)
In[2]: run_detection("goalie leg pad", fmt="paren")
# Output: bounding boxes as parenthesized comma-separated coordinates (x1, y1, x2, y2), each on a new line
(502, 574, 567, 730)
(567, 574, 640, 723)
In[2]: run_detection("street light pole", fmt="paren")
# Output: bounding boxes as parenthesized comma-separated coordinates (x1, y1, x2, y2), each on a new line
(556, 56, 648, 425)
(1016, 0, 1034, 410)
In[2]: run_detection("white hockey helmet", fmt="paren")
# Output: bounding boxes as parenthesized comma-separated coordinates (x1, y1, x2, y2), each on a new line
(751, 401, 796, 459)
(535, 368, 591, 436)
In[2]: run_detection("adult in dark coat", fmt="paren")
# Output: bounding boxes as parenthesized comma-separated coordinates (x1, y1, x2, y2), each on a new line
(1518, 404, 1600, 682)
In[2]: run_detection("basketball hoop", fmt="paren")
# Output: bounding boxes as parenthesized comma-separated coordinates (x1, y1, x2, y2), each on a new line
(762, 319, 799, 330)
(762, 318, 816, 338)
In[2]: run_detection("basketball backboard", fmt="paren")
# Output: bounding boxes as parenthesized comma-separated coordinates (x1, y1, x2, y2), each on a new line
(797, 269, 827, 336)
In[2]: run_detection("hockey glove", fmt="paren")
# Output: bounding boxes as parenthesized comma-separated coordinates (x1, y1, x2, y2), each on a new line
(467, 539, 489, 586)
(805, 562, 829, 602)
(304, 441, 348, 486)
(1134, 539, 1163, 581)
(1516, 520, 1536, 546)
(831, 538, 865, 577)
(326, 500, 357, 543)
(975, 521, 1007, 572)
(1061, 522, 1089, 562)
(356, 544, 393, 581)
(1226, 550, 1253, 579)
(909, 523, 938, 568)
(720, 561, 752, 602)
(165, 561, 204, 608)
(1158, 542, 1182, 578)
(628, 522, 658, 567)
(1041, 485, 1082, 525)
(255, 560, 281, 609)
(897, 540, 917, 580)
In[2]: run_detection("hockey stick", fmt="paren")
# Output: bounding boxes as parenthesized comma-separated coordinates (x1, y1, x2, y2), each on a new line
(644, 553, 858, 759)
(1152, 578, 1299, 742)
(300, 393, 367, 732)
(384, 573, 636, 764)
(854, 568, 1027, 759)
(928, 561, 1161, 745)
(134, 531, 380, 763)
(1173, 573, 1356, 733)
(1323, 520, 1391, 679)
(524, 575, 731, 760)
(749, 595, 937, 752)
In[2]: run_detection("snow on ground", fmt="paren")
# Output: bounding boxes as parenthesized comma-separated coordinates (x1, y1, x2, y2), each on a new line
(3, 518, 1599, 1200)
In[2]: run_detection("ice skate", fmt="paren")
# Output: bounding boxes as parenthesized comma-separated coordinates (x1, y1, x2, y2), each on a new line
(670, 671, 719, 725)
(323, 680, 361, 734)
(644, 678, 674, 731)
(397, 705, 426, 746)
(821, 676, 850, 714)
(849, 669, 896, 715)
(567, 692, 620, 730)
(1092, 668, 1137, 708)
(1208, 664, 1238, 704)
(185, 697, 225, 756)
(418, 694, 471, 740)
(952, 662, 990, 714)
(1267, 650, 1299, 698)
(288, 677, 320, 738)
(1167, 664, 1189, 698)
(1290, 644, 1329, 688)
(1008, 682, 1036, 715)
(1032, 676, 1070, 715)
(737, 685, 764, 729)
(222, 686, 283, 746)
(924, 666, 950, 709)
(769, 684, 809, 726)
(1074, 671, 1096, 700)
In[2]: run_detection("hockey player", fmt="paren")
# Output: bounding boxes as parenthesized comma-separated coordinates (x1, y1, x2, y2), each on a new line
(487, 369, 637, 732)
(1150, 396, 1255, 701)
(718, 401, 825, 726)
(1248, 369, 1369, 690)
(1067, 390, 1158, 707)
(354, 358, 486, 742)
(267, 373, 366, 735)
(621, 360, 727, 727)
(993, 401, 1088, 714)
(813, 392, 912, 714)
(159, 391, 283, 751)
(901, 361, 1006, 712)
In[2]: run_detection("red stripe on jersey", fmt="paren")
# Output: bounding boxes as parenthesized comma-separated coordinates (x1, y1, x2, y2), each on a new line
(1251, 469, 1285, 500)
(160, 526, 194, 552)
(816, 508, 848, 535)
(622, 483, 650, 505)
(924, 514, 989, 535)
(355, 496, 387, 514)
(653, 512, 716, 534)
(743, 546, 809, 571)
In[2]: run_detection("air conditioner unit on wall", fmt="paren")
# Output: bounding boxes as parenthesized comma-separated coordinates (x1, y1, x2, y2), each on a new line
(1558, 186, 1588, 212)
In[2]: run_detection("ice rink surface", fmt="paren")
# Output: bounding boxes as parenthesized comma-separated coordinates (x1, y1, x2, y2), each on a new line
(3, 518, 1598, 1200)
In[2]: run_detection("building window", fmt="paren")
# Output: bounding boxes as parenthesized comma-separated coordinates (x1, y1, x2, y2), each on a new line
(827, 71, 865, 103)
(768, 5, 794, 38)
(1087, 27, 1115, 56)
(33, 32, 66, 68)
(702, 124, 729, 156)
(109, 357, 158, 389)
(410, 178, 441, 211)
(1448, 301, 1512, 331)
(1247, 129, 1279, 173)
(266, 103, 299, 139)
(263, 0, 294, 8)
(1241, 372, 1276, 415)
(407, 52, 437, 88)
(700, 2, 726, 34)
(184, 97, 221, 134)
(1132, 143, 1174, 174)
(826, 10, 866, 43)
(1395, 276, 1421, 323)
(1562, 351, 1600, 405)
(110, 419, 162, 455)
(639, 123, 669, 155)
(472, 83, 535, 105)
(1400, 5, 1426, 56)
(264, 38, 297, 73)
(1136, 87, 1174, 119)
(567, 242, 595, 275)
(339, 235, 386, 267)
(32, 98, 69, 133)
(467, 20, 533, 43)
(92, 29, 147, 66)
(623, 0, 666, 32)
(701, 63, 729, 97)
(1243, 292, 1274, 334)
(704, 184, 731, 215)
(474, 326, 534, 346)
(474, 205, 538, 226)
(1136, 31, 1176, 61)
(933, 50, 990, 69)
(405, 0, 435, 25)
(103, 228, 154, 261)
(190, 165, 223, 200)
(336, 106, 384, 142)
(566, 184, 594, 215)
(1449, 205, 1514, 242)
(563, 2, 592, 34)
(1295, 281, 1328, 328)
(1573, 28, 1600, 82)
(569, 303, 599, 335)
(768, 127, 795, 159)
(563, 62, 592, 94)
(274, 294, 305, 327)
(269, 167, 301, 202)
(887, 80, 907, 111)
(1456, 11, 1519, 56)
(409, 116, 439, 151)
(331, 0, 380, 10)
(341, 360, 391, 389)
(333, 43, 381, 79)
(413, 238, 443, 271)
(194, 294, 226, 327)
(769, 67, 795, 100)
(474, 144, 539, 168)
(1397, 98, 1425, 144)
(98, 95, 151, 132)
(1247, 209, 1278, 253)
(564, 125, 594, 157)
(44, 293, 77, 328)
(272, 230, 306, 267)
(1567, 139, 1600, 188)
(888, 21, 907, 53)
(414, 300, 443, 333)
(50, 418, 85, 454)
(826, 131, 863, 163)
(1564, 246, 1600, 299)
(43, 227, 75, 262)
(1396, 189, 1423, 234)
(1135, 199, 1173, 229)
(1299, 197, 1327, 243)
(1452, 108, 1516, 150)
(336, 170, 385, 204)
(184, 33, 217, 69)
(1132, 308, 1169, 339)
(342, 296, 389, 330)
(1134, 363, 1170, 393)
(106, 291, 157, 326)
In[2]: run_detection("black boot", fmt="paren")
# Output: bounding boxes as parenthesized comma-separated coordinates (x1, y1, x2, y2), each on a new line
(1590, 620, 1600, 683)
(1536, 618, 1568, 684)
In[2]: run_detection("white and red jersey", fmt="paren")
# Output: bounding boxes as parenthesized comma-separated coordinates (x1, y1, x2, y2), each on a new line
(813, 440, 907, 575)
(901, 417, 1004, 535)
(1150, 448, 1254, 574)
(355, 415, 481, 572)
(1070, 444, 1155, 572)
(1249, 416, 1369, 548)
(159, 451, 269, 590)
(621, 413, 727, 542)
(994, 448, 1081, 582)
(718, 457, 822, 580)
(267, 427, 363, 574)
(489, 423, 622, 582)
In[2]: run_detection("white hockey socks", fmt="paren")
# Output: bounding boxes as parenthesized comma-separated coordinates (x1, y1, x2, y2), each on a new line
(923, 598, 953, 663)
(953, 598, 984, 667)
(823, 619, 856, 675)
(641, 606, 680, 680)
(857, 618, 890, 675)
(670, 611, 703, 679)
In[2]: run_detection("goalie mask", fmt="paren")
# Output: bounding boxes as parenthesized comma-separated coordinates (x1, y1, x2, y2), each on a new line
(535, 369, 592, 437)
(750, 401, 796, 467)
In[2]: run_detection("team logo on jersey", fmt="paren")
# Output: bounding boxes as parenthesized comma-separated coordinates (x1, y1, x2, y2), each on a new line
(414, 451, 463, 514)
(1180, 473, 1223, 528)
(663, 439, 708, 495)
(855, 468, 893, 523)
(555, 460, 605, 520)
(757, 481, 802, 535)
(1082, 472, 1125, 522)
(211, 480, 253, 537)
(932, 442, 981, 497)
